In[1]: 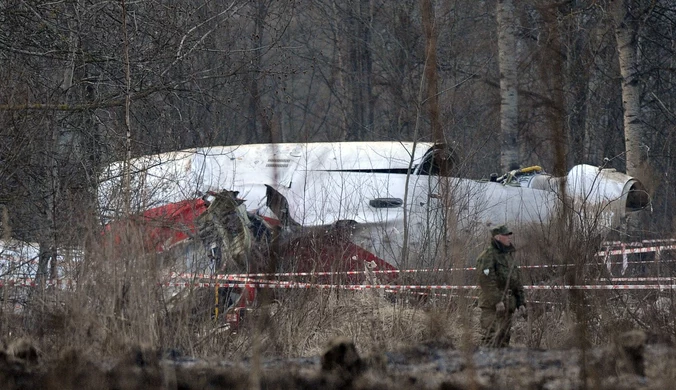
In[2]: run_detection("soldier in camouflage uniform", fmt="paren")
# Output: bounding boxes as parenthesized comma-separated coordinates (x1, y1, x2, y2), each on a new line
(476, 225, 526, 347)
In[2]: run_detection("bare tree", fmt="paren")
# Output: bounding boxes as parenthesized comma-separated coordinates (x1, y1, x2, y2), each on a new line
(1, 0, 675, 244)
(611, 0, 651, 177)
(420, 0, 442, 145)
(496, 0, 520, 172)
(326, 0, 376, 141)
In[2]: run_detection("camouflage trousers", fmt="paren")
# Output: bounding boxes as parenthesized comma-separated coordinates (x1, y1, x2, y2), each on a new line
(479, 308, 513, 348)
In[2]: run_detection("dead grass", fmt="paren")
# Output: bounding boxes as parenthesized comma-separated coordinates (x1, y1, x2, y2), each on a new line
(1, 217, 675, 389)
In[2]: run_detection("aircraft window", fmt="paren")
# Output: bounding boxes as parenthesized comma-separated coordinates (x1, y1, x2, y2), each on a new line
(369, 198, 403, 208)
(321, 169, 411, 174)
(417, 146, 455, 176)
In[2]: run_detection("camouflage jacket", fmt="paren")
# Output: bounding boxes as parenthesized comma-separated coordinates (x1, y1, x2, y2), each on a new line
(475, 240, 525, 311)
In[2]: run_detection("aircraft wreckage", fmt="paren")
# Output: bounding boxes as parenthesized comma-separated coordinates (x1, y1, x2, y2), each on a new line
(0, 142, 648, 328)
(98, 142, 650, 275)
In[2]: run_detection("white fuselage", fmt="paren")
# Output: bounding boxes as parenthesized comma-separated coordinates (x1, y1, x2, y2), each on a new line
(99, 142, 647, 269)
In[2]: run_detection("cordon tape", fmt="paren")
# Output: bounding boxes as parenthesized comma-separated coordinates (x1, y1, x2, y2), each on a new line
(2, 241, 674, 291)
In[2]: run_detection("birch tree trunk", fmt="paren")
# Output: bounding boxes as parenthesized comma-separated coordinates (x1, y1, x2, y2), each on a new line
(36, 0, 82, 284)
(346, 0, 374, 141)
(612, 0, 646, 177)
(584, 18, 615, 166)
(496, 0, 519, 172)
(247, 1, 268, 143)
(36, 122, 60, 285)
(536, 3, 567, 178)
(420, 0, 441, 145)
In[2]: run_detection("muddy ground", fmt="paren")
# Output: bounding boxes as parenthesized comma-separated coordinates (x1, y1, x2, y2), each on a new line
(1, 331, 675, 389)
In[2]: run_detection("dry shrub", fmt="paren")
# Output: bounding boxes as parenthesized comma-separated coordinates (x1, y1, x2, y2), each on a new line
(209, 287, 479, 361)
(0, 222, 219, 359)
(1, 200, 675, 372)
(505, 214, 676, 350)
(230, 290, 429, 358)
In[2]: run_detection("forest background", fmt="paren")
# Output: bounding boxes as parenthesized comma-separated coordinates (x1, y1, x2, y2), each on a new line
(1, 0, 675, 252)
(0, 0, 676, 361)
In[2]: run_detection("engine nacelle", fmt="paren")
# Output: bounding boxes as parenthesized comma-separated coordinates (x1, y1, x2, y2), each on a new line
(517, 164, 650, 231)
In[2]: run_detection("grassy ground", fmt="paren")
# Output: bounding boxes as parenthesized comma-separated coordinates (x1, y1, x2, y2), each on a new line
(1, 221, 675, 388)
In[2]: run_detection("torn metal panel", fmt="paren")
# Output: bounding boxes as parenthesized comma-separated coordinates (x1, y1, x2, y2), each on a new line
(196, 190, 252, 273)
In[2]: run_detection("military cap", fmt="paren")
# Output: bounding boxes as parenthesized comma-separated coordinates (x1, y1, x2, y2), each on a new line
(490, 225, 513, 236)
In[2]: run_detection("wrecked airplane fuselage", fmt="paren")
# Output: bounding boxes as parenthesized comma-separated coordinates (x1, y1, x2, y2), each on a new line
(98, 142, 650, 270)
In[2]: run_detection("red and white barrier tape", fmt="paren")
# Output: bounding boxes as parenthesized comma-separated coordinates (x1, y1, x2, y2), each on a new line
(596, 244, 676, 257)
(171, 256, 674, 281)
(4, 276, 676, 291)
(157, 281, 676, 291)
(159, 282, 479, 290)
(606, 277, 676, 283)
(5, 254, 667, 288)
(603, 238, 676, 247)
(0, 279, 76, 288)
(524, 284, 675, 290)
(3, 239, 676, 290)
(169, 272, 257, 281)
